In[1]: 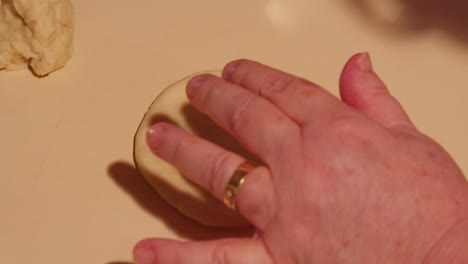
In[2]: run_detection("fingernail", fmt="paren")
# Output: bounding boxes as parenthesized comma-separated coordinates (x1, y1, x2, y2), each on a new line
(357, 52, 373, 71)
(223, 60, 240, 79)
(133, 239, 156, 264)
(146, 124, 165, 152)
(187, 74, 209, 98)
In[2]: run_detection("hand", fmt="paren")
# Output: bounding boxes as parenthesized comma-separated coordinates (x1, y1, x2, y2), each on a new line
(134, 54, 468, 263)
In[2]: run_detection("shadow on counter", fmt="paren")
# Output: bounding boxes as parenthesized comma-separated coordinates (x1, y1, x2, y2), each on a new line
(339, 0, 468, 44)
(107, 161, 253, 241)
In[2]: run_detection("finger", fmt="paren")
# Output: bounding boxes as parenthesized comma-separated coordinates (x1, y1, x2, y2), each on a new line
(186, 74, 300, 164)
(133, 238, 271, 264)
(339, 53, 416, 132)
(221, 59, 342, 124)
(147, 123, 275, 229)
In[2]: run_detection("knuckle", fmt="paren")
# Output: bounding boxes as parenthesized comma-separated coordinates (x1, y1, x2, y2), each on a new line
(329, 115, 361, 137)
(236, 168, 274, 228)
(208, 151, 234, 196)
(261, 73, 296, 96)
(229, 94, 256, 133)
(171, 135, 196, 164)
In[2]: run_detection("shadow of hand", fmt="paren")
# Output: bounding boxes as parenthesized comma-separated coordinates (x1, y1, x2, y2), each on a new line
(107, 161, 253, 241)
(341, 0, 468, 44)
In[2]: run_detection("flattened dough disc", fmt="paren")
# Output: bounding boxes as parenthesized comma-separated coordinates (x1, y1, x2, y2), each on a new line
(134, 71, 251, 228)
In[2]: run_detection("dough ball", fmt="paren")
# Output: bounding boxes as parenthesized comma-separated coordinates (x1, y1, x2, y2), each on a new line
(134, 71, 253, 228)
(0, 0, 74, 76)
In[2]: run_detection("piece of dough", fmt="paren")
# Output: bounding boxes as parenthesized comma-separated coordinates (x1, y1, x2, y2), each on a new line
(0, 0, 74, 76)
(134, 71, 253, 228)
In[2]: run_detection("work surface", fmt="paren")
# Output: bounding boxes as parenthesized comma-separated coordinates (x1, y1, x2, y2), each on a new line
(2, 0, 468, 263)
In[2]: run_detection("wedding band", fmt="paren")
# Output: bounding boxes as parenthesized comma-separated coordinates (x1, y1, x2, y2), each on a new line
(223, 161, 256, 210)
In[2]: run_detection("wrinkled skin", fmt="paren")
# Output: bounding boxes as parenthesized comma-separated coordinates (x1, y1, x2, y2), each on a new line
(134, 53, 468, 263)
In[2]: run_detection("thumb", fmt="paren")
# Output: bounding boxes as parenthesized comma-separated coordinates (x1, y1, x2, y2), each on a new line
(339, 53, 416, 132)
(133, 238, 271, 264)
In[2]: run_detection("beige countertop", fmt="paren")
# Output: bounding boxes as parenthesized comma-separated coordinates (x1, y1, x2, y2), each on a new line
(1, 0, 468, 263)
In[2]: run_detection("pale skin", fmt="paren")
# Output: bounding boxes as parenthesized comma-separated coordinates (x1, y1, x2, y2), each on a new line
(134, 53, 468, 263)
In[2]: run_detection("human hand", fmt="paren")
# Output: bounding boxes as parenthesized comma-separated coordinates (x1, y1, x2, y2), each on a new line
(134, 53, 468, 263)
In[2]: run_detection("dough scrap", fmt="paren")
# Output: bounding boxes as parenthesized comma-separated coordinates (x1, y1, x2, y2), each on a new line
(134, 71, 252, 228)
(0, 0, 74, 76)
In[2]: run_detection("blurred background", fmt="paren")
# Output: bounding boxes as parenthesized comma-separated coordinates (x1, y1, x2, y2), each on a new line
(344, 0, 468, 44)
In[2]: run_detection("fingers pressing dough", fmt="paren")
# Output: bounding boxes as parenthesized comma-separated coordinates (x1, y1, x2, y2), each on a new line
(134, 71, 253, 228)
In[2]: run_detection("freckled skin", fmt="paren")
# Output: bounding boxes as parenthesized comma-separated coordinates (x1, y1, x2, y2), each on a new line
(427, 151, 438, 159)
(135, 55, 468, 264)
(396, 240, 402, 248)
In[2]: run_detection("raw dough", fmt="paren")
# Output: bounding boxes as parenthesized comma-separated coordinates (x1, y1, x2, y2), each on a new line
(134, 71, 252, 228)
(0, 0, 74, 76)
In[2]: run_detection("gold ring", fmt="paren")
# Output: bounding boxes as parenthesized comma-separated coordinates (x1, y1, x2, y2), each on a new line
(223, 161, 256, 210)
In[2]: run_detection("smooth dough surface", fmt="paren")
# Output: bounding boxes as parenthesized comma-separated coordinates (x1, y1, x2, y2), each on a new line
(0, 0, 74, 76)
(134, 71, 252, 228)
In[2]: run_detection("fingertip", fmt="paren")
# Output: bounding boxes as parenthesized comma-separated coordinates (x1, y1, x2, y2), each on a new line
(187, 74, 211, 99)
(340, 53, 362, 97)
(339, 53, 415, 130)
(341, 52, 371, 74)
(339, 52, 383, 103)
(357, 52, 373, 71)
(133, 239, 159, 264)
(146, 123, 169, 153)
(340, 53, 363, 105)
(222, 59, 248, 80)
